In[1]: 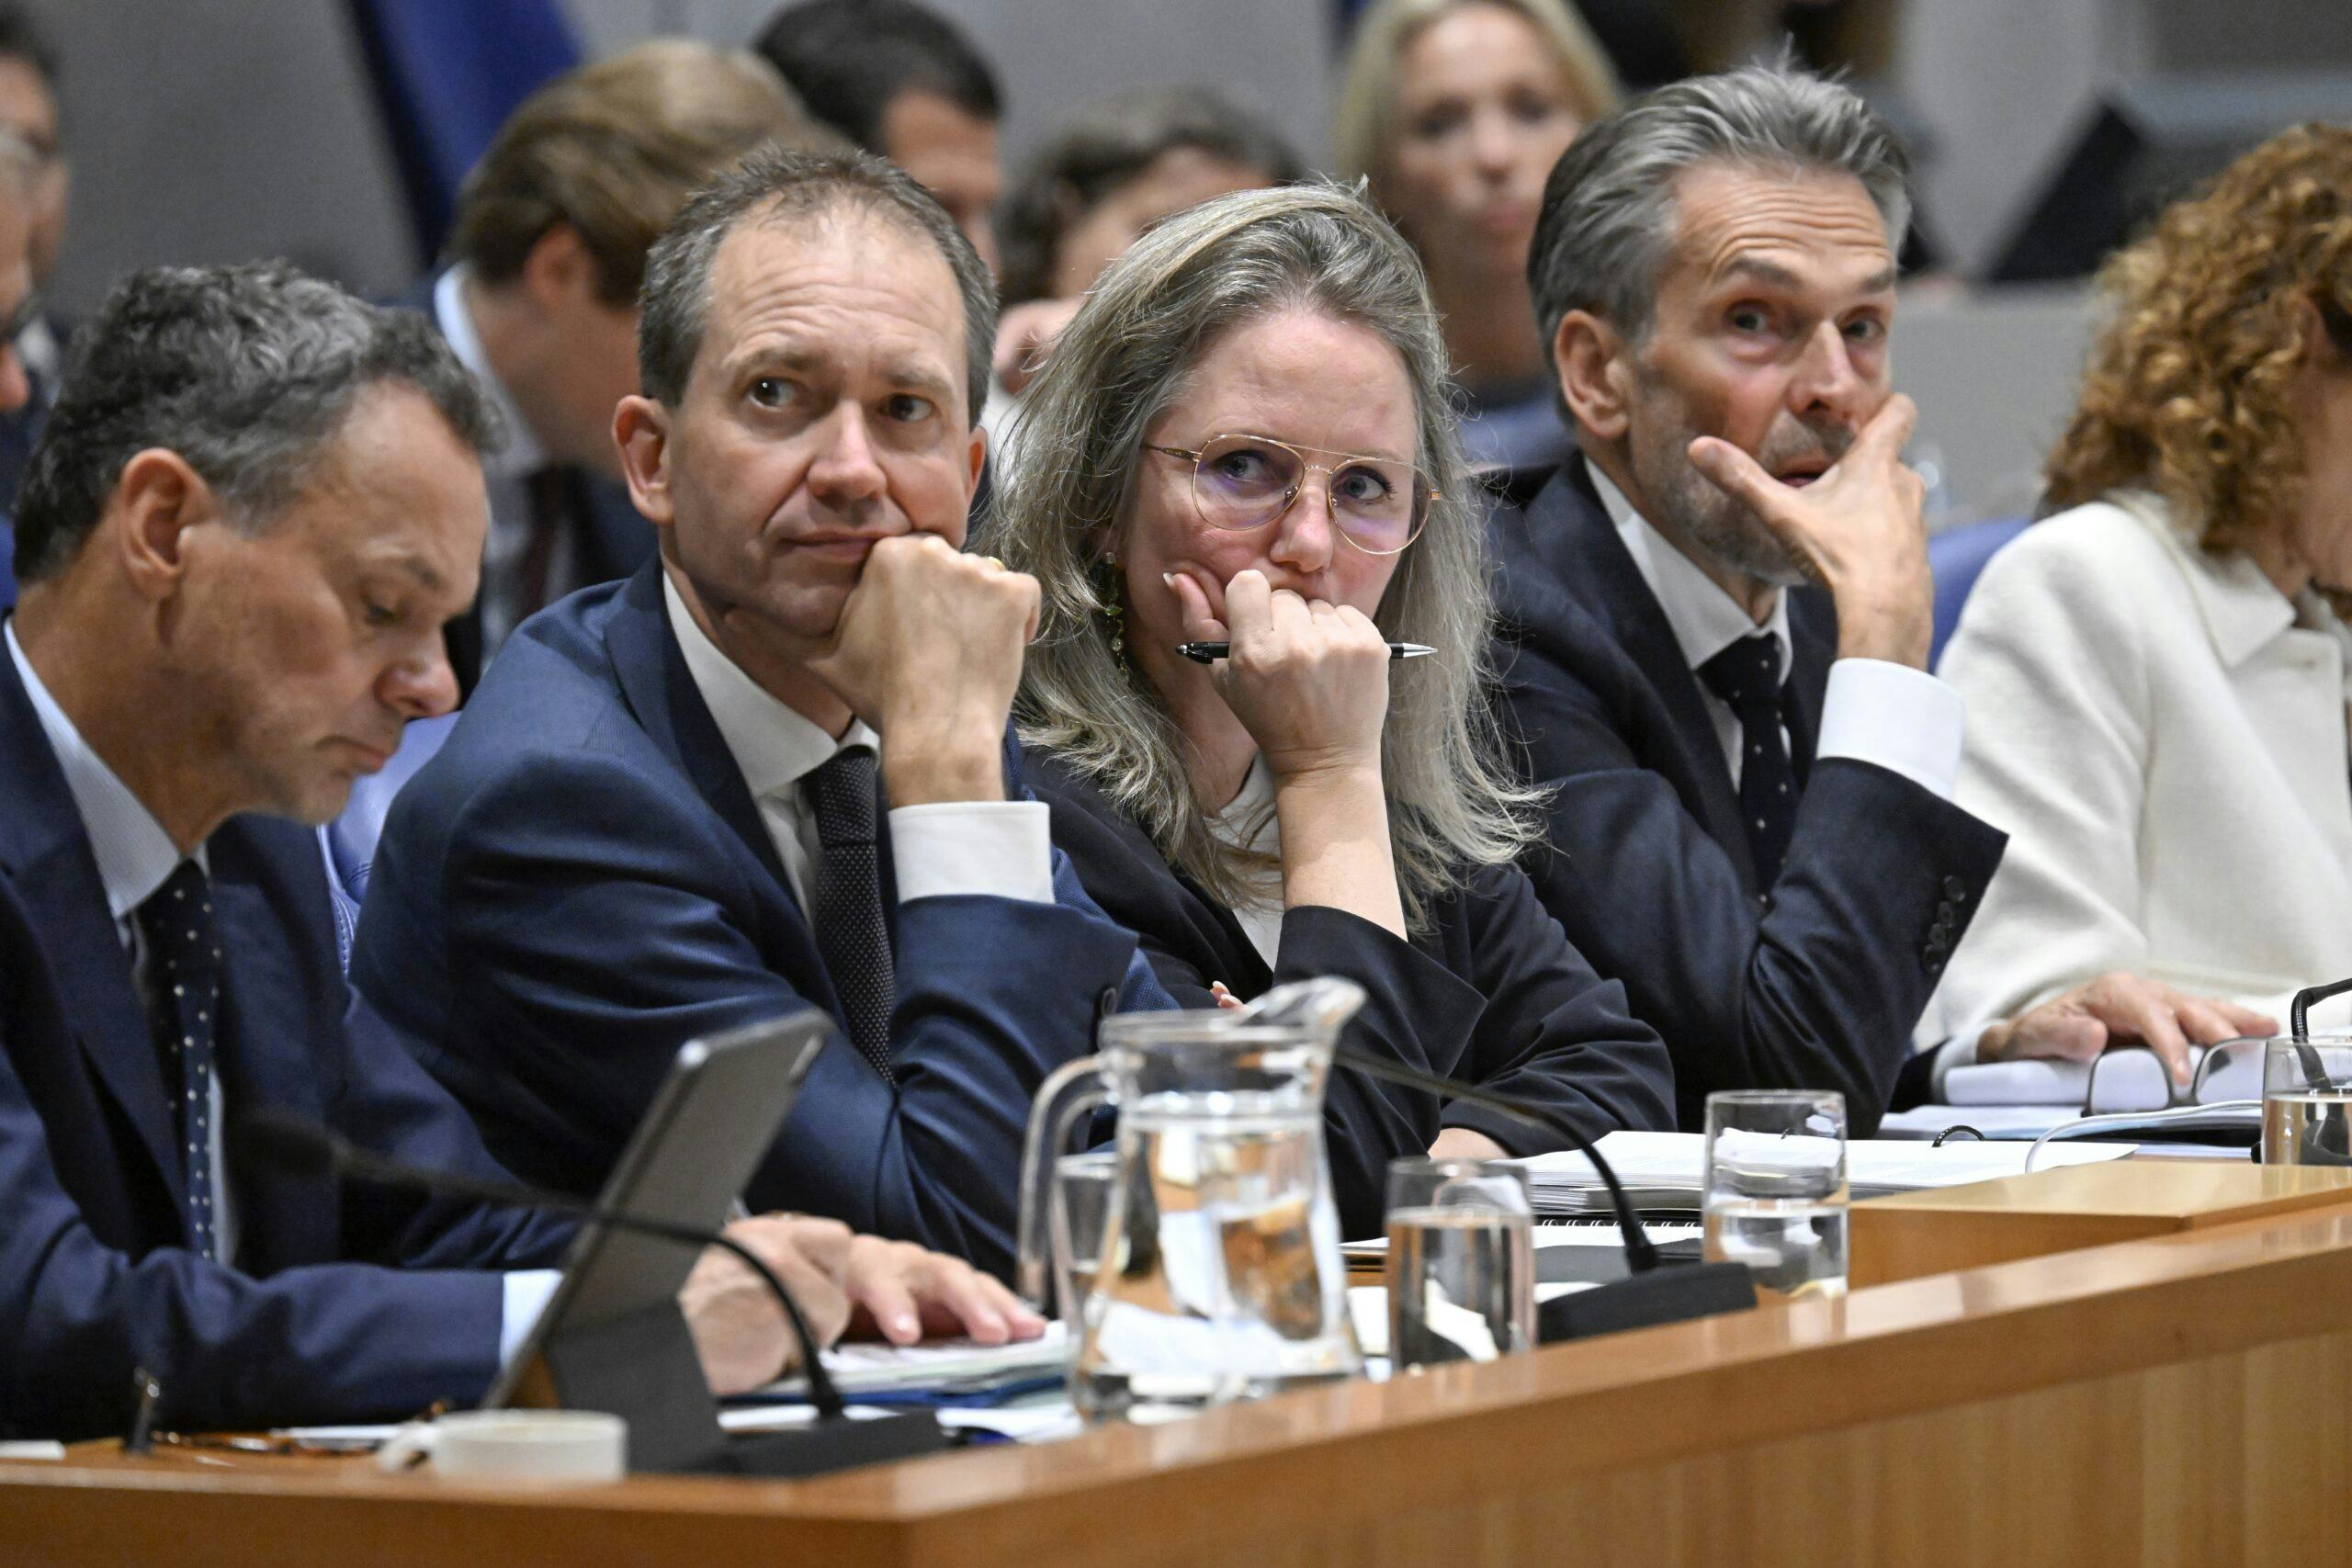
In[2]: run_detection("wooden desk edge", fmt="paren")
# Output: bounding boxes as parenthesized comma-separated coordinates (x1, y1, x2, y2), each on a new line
(10, 1204, 2352, 1554)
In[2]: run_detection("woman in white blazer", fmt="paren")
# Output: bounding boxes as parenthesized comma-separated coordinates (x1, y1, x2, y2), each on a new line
(1921, 125, 2352, 1090)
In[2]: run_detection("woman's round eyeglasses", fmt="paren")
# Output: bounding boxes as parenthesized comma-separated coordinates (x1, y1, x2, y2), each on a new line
(1144, 433, 1437, 557)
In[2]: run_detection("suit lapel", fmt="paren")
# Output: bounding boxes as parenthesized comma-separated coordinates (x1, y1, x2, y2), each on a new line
(600, 565, 848, 1023)
(1783, 587, 1837, 788)
(1529, 462, 1759, 886)
(0, 644, 186, 1213)
(206, 828, 337, 1266)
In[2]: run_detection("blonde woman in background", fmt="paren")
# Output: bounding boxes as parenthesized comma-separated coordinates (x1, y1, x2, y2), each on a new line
(1917, 126, 2352, 1092)
(1333, 0, 1619, 470)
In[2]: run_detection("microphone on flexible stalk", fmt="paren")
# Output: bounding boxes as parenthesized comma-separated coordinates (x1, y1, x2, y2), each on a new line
(1329, 1048, 1759, 1342)
(232, 1107, 964, 1474)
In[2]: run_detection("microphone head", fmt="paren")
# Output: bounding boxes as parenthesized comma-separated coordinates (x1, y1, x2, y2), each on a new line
(232, 1105, 343, 1179)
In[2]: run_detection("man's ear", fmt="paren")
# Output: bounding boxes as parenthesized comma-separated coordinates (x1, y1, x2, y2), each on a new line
(966, 422, 987, 495)
(613, 395, 675, 528)
(519, 222, 599, 315)
(1554, 310, 1634, 444)
(108, 448, 217, 601)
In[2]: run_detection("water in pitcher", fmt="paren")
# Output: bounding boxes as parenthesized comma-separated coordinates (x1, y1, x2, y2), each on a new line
(1071, 1096, 1358, 1420)
(1704, 1194, 1849, 1302)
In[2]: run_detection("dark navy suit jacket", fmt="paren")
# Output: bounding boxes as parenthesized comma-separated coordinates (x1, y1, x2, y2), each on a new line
(1486, 460, 2008, 1132)
(349, 562, 1150, 1275)
(0, 638, 572, 1440)
(392, 275, 655, 695)
(1025, 753, 1677, 1238)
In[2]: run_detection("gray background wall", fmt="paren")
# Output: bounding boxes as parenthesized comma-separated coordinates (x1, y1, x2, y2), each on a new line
(19, 0, 2352, 522)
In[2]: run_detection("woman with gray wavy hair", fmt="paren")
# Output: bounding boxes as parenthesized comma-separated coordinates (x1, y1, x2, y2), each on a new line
(996, 183, 1675, 1235)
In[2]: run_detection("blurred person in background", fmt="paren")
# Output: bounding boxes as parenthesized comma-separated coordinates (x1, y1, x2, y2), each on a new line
(753, 0, 1004, 274)
(0, 126, 43, 610)
(1334, 0, 1620, 470)
(1917, 127, 2352, 1087)
(424, 39, 812, 691)
(997, 185, 1675, 1238)
(0, 4, 63, 521)
(986, 87, 1298, 460)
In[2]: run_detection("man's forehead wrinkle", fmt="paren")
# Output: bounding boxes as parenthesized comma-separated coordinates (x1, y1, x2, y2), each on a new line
(1668, 168, 1892, 288)
(708, 220, 960, 352)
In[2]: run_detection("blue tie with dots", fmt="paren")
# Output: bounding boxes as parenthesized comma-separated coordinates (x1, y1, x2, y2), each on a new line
(137, 861, 221, 1259)
(1698, 632, 1798, 892)
(805, 746, 897, 1083)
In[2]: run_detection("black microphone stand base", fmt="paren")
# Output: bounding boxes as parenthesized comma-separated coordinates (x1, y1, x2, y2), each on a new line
(1537, 1261, 1758, 1344)
(532, 1303, 954, 1477)
(707, 1412, 956, 1478)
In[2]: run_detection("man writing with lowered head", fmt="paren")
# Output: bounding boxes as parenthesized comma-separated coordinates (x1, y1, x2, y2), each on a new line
(0, 264, 1020, 1438)
(1485, 64, 2008, 1129)
(352, 148, 1151, 1279)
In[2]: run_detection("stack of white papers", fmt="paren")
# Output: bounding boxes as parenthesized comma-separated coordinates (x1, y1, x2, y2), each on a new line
(746, 1323, 1068, 1401)
(1515, 1131, 2132, 1214)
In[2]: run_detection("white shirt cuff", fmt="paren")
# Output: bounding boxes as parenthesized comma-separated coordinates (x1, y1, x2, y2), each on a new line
(887, 800, 1053, 904)
(1814, 659, 1964, 801)
(1927, 1028, 1986, 1102)
(498, 1269, 563, 1367)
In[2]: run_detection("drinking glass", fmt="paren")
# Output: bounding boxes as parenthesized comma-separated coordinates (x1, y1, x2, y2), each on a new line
(1050, 1150, 1118, 1324)
(1384, 1157, 1535, 1369)
(2261, 1040, 2352, 1167)
(1702, 1090, 1849, 1302)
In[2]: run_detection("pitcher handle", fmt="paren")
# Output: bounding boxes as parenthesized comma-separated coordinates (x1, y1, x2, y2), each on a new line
(1015, 1055, 1113, 1309)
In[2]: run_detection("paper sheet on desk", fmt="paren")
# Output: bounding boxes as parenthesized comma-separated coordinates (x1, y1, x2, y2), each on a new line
(1514, 1131, 2132, 1210)
(743, 1324, 1068, 1401)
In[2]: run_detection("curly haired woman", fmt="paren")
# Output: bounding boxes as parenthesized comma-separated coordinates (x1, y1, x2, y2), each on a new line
(1916, 125, 2352, 1091)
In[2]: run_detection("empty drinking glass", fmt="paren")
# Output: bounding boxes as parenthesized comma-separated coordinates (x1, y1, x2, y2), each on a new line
(1384, 1157, 1535, 1369)
(2262, 1039, 2352, 1167)
(1050, 1150, 1118, 1324)
(1702, 1090, 1849, 1302)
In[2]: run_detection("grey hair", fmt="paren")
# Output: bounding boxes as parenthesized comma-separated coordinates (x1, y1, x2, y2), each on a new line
(638, 143, 996, 424)
(13, 262, 498, 583)
(996, 181, 1544, 931)
(1528, 61, 1911, 350)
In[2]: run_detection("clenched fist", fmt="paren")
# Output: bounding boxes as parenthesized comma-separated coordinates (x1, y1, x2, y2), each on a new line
(808, 535, 1042, 805)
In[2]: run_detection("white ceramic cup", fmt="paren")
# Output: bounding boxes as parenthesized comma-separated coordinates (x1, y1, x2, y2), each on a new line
(375, 1410, 627, 1482)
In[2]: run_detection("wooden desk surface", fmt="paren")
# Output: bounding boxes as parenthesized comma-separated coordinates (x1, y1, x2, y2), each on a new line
(9, 1206, 2352, 1568)
(1850, 1156, 2352, 1284)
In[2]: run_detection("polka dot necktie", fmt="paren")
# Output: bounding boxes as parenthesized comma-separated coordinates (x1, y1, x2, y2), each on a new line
(1698, 632, 1798, 891)
(136, 861, 222, 1260)
(804, 746, 897, 1083)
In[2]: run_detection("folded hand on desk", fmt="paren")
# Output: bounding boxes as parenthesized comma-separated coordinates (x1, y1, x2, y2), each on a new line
(842, 1235, 1045, 1348)
(1978, 971, 2277, 1089)
(680, 1217, 1047, 1395)
(684, 1215, 856, 1395)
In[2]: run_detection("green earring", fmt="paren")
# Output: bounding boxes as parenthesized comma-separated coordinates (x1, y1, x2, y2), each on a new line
(1091, 553, 1131, 678)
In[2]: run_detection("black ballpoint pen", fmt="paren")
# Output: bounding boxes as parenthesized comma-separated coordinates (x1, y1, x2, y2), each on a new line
(1176, 640, 1435, 664)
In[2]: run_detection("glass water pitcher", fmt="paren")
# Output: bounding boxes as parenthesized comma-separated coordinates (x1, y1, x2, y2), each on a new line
(1016, 978, 1366, 1421)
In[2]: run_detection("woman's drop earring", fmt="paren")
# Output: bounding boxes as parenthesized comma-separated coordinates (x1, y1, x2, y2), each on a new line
(1092, 552, 1131, 678)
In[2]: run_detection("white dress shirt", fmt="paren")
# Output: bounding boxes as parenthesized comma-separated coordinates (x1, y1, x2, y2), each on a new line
(434, 266, 572, 658)
(1588, 465, 1965, 802)
(662, 574, 1054, 908)
(1208, 756, 1286, 967)
(4, 622, 556, 1362)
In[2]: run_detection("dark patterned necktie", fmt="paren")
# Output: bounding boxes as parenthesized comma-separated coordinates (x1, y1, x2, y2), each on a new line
(135, 861, 221, 1259)
(1698, 632, 1798, 890)
(805, 746, 897, 1082)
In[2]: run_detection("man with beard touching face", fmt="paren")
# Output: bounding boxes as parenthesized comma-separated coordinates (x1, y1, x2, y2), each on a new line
(1484, 64, 2007, 1131)
(351, 148, 1149, 1280)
